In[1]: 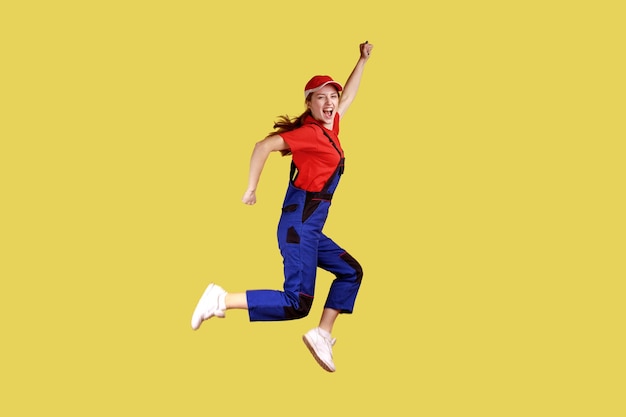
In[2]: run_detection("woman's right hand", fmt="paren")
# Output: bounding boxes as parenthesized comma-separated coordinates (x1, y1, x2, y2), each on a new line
(242, 189, 257, 205)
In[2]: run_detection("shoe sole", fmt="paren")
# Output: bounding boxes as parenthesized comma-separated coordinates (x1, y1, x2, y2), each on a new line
(302, 335, 335, 372)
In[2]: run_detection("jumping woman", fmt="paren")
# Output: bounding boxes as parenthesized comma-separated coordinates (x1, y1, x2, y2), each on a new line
(191, 41, 374, 372)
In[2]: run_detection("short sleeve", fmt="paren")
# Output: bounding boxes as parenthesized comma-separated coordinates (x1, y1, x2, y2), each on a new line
(278, 125, 318, 154)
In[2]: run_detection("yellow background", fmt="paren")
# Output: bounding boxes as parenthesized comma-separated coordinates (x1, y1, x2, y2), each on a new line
(2, 1, 624, 416)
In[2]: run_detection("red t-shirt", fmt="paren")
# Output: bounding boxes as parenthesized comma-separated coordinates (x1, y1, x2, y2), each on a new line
(279, 113, 344, 192)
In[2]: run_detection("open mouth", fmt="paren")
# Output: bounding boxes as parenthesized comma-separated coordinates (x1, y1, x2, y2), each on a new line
(323, 109, 333, 118)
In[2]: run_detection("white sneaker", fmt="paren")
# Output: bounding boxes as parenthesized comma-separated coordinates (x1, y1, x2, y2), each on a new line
(191, 283, 226, 330)
(302, 328, 337, 372)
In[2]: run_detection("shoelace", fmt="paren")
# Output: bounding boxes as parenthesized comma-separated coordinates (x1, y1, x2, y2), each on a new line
(321, 335, 337, 353)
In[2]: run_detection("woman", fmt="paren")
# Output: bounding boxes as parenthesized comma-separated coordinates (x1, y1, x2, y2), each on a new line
(191, 41, 374, 372)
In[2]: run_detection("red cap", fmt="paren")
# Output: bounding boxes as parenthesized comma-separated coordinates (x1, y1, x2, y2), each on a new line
(304, 75, 343, 98)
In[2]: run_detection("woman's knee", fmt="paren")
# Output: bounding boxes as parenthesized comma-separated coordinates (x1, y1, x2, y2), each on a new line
(283, 293, 314, 319)
(340, 252, 363, 283)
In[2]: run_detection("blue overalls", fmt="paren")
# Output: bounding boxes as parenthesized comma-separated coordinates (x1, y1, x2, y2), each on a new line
(246, 127, 363, 322)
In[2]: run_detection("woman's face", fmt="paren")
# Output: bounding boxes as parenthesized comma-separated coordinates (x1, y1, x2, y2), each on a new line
(307, 84, 340, 127)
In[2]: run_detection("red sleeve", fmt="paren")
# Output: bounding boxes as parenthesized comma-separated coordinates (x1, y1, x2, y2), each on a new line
(278, 125, 318, 154)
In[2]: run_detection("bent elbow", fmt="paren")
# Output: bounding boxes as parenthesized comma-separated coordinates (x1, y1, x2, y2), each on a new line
(253, 140, 272, 157)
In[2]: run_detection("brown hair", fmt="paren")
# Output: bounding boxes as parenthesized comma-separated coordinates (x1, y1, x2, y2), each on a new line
(269, 109, 311, 156)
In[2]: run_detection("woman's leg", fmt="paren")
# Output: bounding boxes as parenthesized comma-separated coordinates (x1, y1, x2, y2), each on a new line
(224, 292, 248, 309)
(317, 233, 363, 317)
(303, 234, 363, 371)
(318, 307, 340, 334)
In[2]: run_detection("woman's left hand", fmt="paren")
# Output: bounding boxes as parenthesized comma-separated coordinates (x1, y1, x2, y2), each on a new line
(360, 41, 373, 60)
